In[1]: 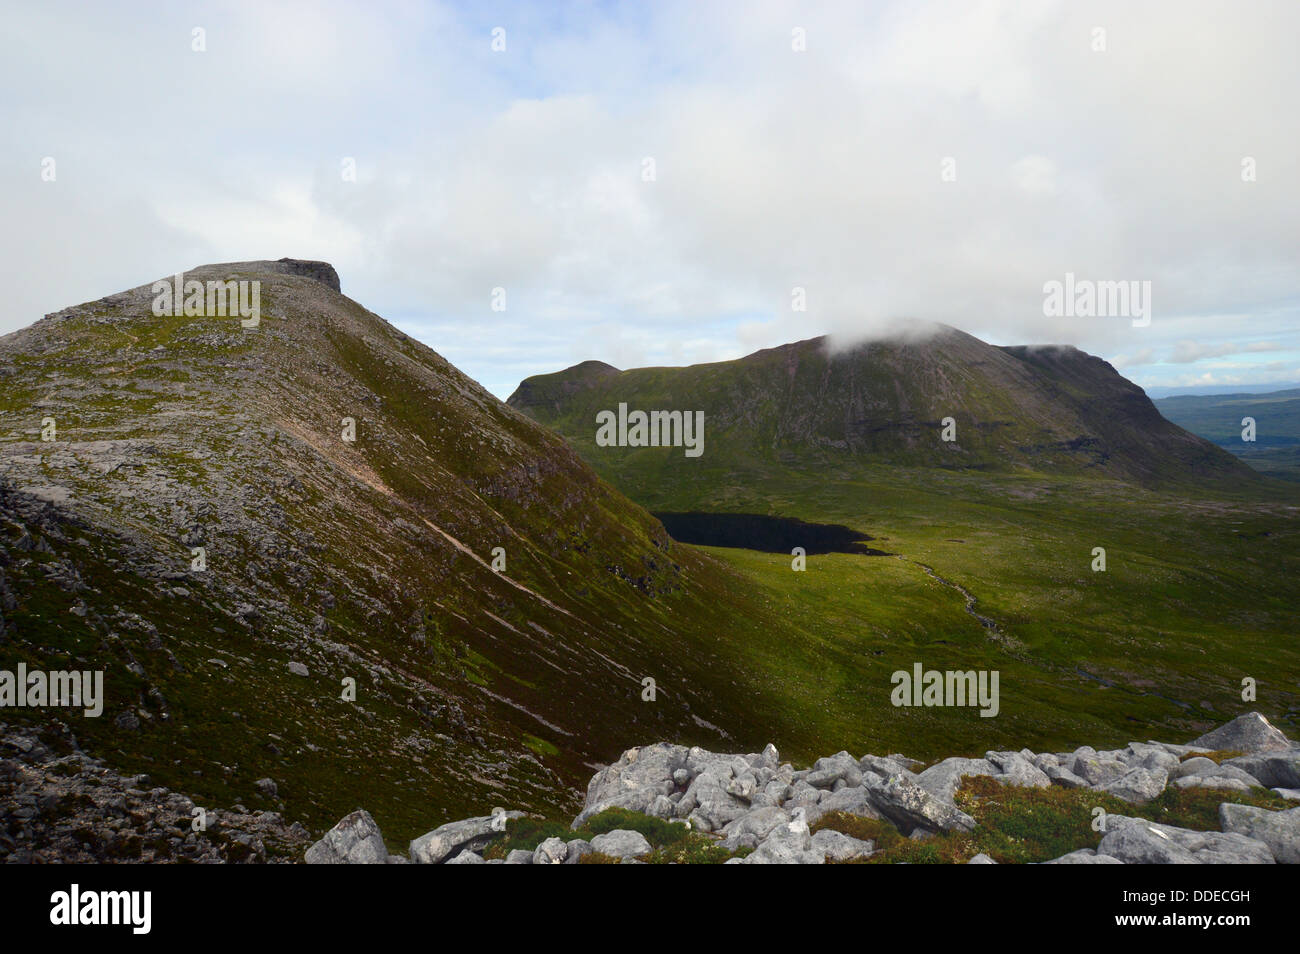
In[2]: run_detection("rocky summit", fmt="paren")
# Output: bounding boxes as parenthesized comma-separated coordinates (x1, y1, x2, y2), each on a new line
(307, 712, 1300, 864)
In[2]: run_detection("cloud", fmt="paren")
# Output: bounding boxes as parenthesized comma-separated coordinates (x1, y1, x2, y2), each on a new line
(1167, 340, 1288, 364)
(1, 0, 1297, 398)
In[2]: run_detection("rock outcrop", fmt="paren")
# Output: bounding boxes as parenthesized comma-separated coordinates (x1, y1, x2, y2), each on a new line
(304, 712, 1300, 865)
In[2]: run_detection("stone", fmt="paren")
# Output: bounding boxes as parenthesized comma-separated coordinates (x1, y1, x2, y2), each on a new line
(803, 783, 881, 826)
(409, 810, 524, 864)
(305, 809, 387, 864)
(446, 849, 484, 864)
(1189, 712, 1292, 754)
(1219, 804, 1300, 864)
(1097, 816, 1274, 864)
(864, 774, 976, 835)
(563, 838, 593, 864)
(1044, 764, 1088, 789)
(985, 751, 1052, 788)
(287, 661, 309, 677)
(916, 757, 997, 803)
(1098, 767, 1168, 803)
(533, 836, 568, 864)
(571, 743, 690, 827)
(589, 829, 652, 859)
(742, 809, 823, 864)
(967, 853, 997, 864)
(1172, 776, 1251, 793)
(720, 806, 790, 851)
(1043, 849, 1124, 864)
(1224, 751, 1300, 789)
(504, 849, 533, 864)
(810, 828, 874, 862)
(807, 752, 862, 790)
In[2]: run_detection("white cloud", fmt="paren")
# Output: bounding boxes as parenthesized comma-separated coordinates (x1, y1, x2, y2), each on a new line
(1, 0, 1297, 399)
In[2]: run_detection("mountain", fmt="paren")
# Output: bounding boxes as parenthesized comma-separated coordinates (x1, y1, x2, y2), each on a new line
(507, 328, 1300, 757)
(509, 328, 1256, 490)
(1155, 388, 1300, 482)
(0, 259, 848, 843)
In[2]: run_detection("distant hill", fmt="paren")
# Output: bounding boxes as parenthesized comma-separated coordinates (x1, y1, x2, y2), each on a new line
(509, 328, 1257, 490)
(1155, 389, 1300, 481)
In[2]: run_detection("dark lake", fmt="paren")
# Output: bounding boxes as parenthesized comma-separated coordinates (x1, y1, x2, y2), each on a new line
(652, 511, 888, 555)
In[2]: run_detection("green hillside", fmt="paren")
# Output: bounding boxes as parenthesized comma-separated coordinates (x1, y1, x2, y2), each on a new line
(508, 333, 1300, 758)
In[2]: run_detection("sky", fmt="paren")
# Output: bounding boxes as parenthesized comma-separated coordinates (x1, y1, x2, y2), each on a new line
(2, 0, 1297, 399)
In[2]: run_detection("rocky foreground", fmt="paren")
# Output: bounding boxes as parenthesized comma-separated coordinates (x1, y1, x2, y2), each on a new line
(308, 712, 1300, 864)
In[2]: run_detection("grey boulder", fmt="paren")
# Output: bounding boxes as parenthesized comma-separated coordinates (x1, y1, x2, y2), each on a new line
(409, 810, 524, 864)
(305, 809, 388, 864)
(589, 829, 652, 859)
(1219, 804, 1300, 864)
(1189, 712, 1292, 754)
(865, 774, 976, 835)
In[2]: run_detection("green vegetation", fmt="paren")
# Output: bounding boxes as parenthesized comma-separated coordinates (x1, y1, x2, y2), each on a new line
(811, 776, 1292, 864)
(483, 807, 736, 863)
(507, 337, 1300, 766)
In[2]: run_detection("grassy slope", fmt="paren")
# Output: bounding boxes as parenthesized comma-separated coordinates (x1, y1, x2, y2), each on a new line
(508, 343, 1300, 759)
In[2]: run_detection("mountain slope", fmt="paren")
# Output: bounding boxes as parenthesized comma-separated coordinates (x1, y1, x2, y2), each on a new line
(0, 259, 841, 841)
(507, 328, 1300, 749)
(509, 329, 1255, 489)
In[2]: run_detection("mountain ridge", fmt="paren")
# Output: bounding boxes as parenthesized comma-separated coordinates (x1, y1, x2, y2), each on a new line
(509, 327, 1255, 488)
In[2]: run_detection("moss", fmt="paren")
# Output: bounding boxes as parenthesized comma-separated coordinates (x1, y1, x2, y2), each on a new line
(1181, 749, 1244, 764)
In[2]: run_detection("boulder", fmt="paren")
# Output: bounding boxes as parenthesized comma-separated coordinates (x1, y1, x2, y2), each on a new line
(1043, 849, 1124, 864)
(1097, 816, 1274, 864)
(985, 751, 1051, 789)
(532, 836, 569, 865)
(1223, 751, 1300, 789)
(445, 850, 484, 865)
(864, 774, 976, 835)
(720, 806, 791, 851)
(967, 853, 997, 864)
(810, 828, 874, 862)
(572, 743, 690, 827)
(859, 754, 917, 780)
(915, 757, 997, 803)
(803, 783, 881, 826)
(1189, 712, 1292, 754)
(1172, 776, 1251, 793)
(409, 810, 524, 864)
(1219, 804, 1300, 864)
(1098, 767, 1168, 803)
(563, 838, 593, 864)
(742, 809, 823, 864)
(305, 809, 387, 864)
(807, 752, 863, 790)
(589, 829, 652, 859)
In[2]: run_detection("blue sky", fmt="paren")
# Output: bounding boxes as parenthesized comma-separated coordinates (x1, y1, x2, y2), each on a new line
(2, 0, 1297, 399)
